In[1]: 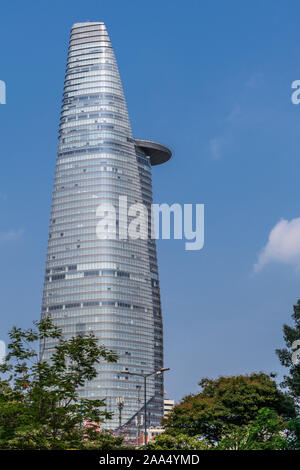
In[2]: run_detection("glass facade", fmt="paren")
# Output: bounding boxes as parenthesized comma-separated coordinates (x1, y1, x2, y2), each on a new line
(40, 22, 171, 437)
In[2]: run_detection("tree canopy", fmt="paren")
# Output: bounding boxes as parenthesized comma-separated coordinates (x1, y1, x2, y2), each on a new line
(163, 373, 296, 443)
(146, 432, 208, 450)
(216, 407, 288, 450)
(0, 318, 127, 449)
(276, 299, 300, 403)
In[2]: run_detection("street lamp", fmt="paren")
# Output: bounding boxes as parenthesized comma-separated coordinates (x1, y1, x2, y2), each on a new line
(136, 385, 142, 441)
(116, 396, 125, 430)
(121, 367, 170, 448)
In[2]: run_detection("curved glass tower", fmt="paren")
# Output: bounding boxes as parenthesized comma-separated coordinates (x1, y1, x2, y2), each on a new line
(40, 22, 171, 437)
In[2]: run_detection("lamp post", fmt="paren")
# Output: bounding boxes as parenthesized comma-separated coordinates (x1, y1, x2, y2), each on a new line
(116, 396, 125, 430)
(79, 400, 83, 431)
(121, 367, 170, 448)
(136, 385, 142, 443)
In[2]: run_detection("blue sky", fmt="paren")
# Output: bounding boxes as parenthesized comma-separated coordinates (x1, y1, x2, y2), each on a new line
(1, 0, 300, 402)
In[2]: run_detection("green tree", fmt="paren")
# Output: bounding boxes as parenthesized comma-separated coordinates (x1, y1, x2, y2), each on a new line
(0, 318, 127, 449)
(146, 432, 208, 450)
(216, 408, 288, 450)
(163, 373, 296, 444)
(276, 299, 300, 403)
(285, 418, 300, 450)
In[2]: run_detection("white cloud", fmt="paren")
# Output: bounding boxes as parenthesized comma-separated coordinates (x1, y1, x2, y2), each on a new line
(254, 218, 300, 272)
(245, 72, 264, 89)
(0, 229, 24, 244)
(209, 137, 224, 159)
(225, 105, 241, 123)
(209, 106, 240, 159)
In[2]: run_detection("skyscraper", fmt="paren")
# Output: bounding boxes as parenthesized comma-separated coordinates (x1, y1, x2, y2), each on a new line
(40, 22, 172, 436)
